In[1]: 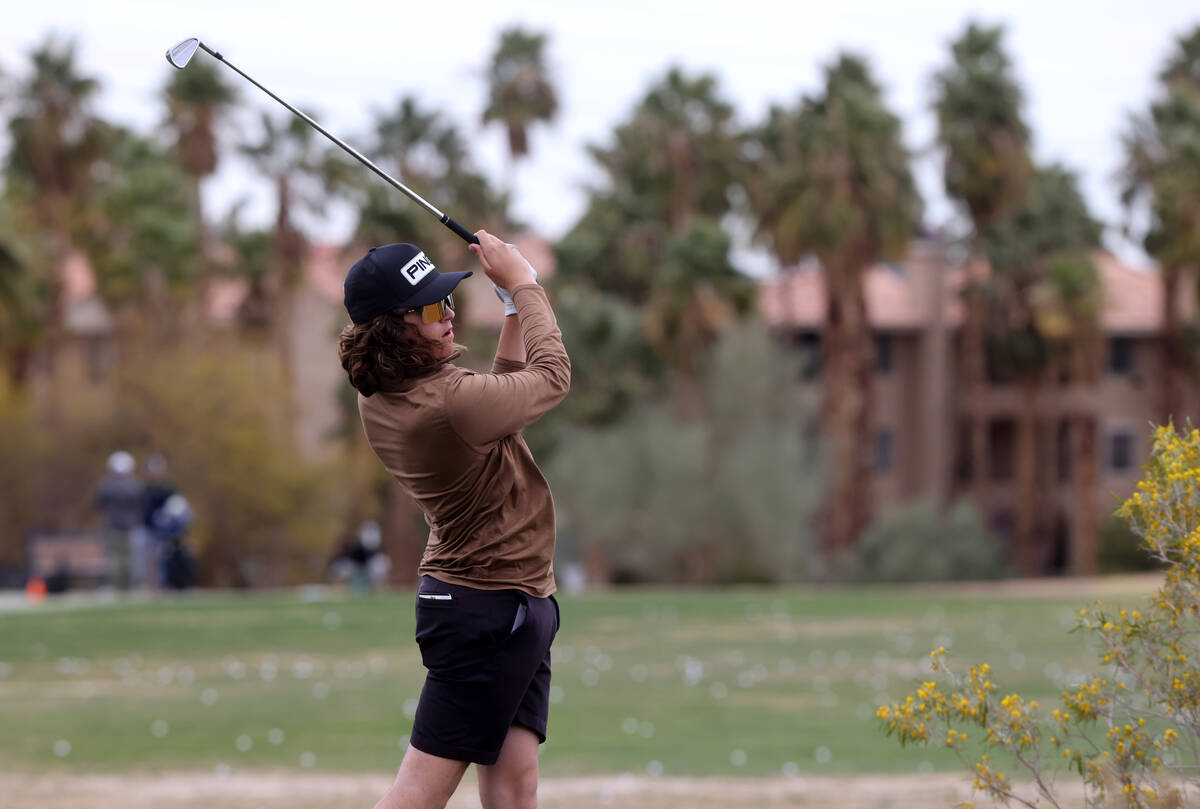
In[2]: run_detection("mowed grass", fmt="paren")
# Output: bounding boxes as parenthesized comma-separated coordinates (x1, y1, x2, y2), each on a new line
(0, 580, 1157, 778)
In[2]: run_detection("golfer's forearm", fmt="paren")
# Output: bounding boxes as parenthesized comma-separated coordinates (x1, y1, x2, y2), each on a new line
(512, 285, 570, 394)
(495, 310, 527, 366)
(447, 287, 570, 444)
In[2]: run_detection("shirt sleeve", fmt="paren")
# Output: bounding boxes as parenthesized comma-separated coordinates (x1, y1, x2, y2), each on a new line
(492, 357, 527, 374)
(447, 284, 571, 447)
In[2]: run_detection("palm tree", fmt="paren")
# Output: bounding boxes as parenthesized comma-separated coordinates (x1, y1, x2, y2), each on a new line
(556, 67, 751, 384)
(931, 22, 1033, 509)
(587, 67, 742, 232)
(4, 36, 106, 366)
(162, 57, 237, 254)
(481, 27, 558, 191)
(1034, 251, 1104, 574)
(238, 111, 329, 383)
(745, 54, 923, 556)
(347, 95, 507, 276)
(981, 165, 1102, 574)
(77, 126, 201, 337)
(0, 200, 47, 386)
(1120, 24, 1200, 425)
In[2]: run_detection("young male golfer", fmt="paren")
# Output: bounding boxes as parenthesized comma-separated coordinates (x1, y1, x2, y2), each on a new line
(338, 230, 570, 809)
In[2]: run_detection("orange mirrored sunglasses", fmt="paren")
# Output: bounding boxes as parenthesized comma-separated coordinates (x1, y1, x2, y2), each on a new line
(406, 294, 454, 324)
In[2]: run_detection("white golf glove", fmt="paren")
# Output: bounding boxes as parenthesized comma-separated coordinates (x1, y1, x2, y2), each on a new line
(493, 245, 537, 317)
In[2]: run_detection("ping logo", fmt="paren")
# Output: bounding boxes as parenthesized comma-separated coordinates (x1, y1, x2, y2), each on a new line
(400, 251, 436, 286)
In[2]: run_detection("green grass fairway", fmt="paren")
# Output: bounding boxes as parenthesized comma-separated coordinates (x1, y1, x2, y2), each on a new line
(0, 580, 1158, 778)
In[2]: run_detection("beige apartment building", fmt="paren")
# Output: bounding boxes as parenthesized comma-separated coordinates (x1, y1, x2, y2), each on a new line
(758, 238, 1200, 575)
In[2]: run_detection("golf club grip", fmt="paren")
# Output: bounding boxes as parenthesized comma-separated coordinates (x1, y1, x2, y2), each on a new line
(442, 216, 479, 245)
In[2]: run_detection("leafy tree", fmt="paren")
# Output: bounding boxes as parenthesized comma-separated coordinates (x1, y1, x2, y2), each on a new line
(744, 53, 922, 555)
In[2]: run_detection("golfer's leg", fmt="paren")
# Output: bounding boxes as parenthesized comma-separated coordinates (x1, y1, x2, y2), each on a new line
(372, 744, 468, 809)
(476, 724, 540, 809)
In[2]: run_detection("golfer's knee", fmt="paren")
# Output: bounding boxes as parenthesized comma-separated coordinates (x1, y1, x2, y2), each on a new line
(480, 771, 537, 809)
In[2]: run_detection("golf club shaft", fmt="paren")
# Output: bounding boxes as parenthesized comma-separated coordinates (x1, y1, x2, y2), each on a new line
(195, 42, 478, 246)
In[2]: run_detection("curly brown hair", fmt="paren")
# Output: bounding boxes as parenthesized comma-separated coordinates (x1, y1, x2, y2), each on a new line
(337, 310, 460, 397)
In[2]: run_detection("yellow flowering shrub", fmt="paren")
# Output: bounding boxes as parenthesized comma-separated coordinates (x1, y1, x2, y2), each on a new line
(879, 425, 1200, 809)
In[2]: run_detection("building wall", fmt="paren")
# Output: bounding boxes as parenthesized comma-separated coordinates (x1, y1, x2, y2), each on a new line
(787, 292, 1190, 571)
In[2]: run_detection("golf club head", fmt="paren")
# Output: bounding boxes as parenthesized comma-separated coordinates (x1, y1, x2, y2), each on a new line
(165, 38, 200, 69)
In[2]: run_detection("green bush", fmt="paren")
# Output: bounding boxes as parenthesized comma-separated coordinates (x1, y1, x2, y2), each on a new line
(846, 498, 1008, 582)
(546, 323, 821, 585)
(1098, 514, 1164, 573)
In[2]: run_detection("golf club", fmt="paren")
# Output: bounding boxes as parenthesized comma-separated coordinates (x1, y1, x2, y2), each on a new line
(165, 38, 478, 246)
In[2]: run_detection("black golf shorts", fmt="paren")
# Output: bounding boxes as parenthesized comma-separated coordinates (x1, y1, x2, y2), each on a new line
(410, 575, 559, 765)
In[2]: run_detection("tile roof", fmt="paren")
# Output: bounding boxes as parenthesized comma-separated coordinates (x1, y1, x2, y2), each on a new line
(758, 245, 1173, 334)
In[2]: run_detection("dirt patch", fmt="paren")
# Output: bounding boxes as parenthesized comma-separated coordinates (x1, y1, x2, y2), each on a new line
(0, 770, 996, 809)
(918, 573, 1164, 599)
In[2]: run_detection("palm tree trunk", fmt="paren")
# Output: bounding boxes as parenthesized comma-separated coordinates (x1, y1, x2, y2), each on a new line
(268, 175, 304, 430)
(1069, 334, 1100, 575)
(1070, 414, 1099, 575)
(1014, 378, 1039, 575)
(961, 256, 990, 509)
(190, 175, 208, 255)
(40, 208, 73, 376)
(821, 267, 873, 557)
(1161, 266, 1185, 426)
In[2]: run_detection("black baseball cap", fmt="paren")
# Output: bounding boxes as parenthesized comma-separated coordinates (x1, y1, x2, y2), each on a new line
(344, 243, 472, 325)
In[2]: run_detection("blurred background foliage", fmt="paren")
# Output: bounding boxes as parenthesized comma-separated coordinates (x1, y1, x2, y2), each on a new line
(1, 19, 1198, 587)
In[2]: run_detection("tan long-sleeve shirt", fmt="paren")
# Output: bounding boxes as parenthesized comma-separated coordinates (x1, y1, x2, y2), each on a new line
(357, 284, 571, 597)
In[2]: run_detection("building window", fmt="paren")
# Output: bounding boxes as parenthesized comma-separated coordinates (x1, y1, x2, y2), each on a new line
(953, 420, 972, 486)
(1109, 430, 1135, 474)
(876, 333, 893, 374)
(1109, 337, 1134, 375)
(1057, 420, 1072, 483)
(989, 419, 1016, 482)
(876, 430, 894, 473)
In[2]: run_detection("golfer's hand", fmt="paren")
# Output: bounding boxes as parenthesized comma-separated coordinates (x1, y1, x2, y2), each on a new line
(470, 230, 536, 290)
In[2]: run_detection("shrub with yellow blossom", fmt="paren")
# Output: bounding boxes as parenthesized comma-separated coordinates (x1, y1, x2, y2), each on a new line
(879, 424, 1200, 808)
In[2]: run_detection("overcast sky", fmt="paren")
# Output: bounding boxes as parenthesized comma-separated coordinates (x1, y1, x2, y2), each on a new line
(3, 0, 1197, 270)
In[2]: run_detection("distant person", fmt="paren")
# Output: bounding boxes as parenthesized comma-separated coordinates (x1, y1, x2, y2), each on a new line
(141, 455, 178, 588)
(154, 494, 196, 590)
(337, 233, 570, 809)
(330, 520, 392, 594)
(94, 451, 144, 591)
(44, 556, 71, 595)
